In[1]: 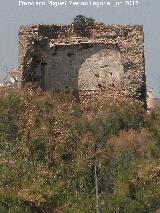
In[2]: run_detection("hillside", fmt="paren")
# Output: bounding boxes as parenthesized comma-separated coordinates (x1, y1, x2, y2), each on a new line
(0, 86, 160, 212)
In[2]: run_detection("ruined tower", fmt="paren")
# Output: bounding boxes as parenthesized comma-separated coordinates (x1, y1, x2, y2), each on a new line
(18, 24, 146, 106)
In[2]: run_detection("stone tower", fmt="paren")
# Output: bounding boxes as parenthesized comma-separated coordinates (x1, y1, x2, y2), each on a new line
(19, 24, 146, 106)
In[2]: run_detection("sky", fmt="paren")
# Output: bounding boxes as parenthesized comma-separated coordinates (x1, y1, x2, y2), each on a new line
(0, 0, 160, 96)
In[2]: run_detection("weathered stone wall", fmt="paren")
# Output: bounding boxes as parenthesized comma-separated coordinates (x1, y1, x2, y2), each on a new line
(18, 24, 146, 106)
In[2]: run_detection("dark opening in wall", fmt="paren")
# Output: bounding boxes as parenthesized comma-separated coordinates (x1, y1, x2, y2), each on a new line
(67, 53, 75, 57)
(95, 74, 99, 77)
(98, 83, 102, 88)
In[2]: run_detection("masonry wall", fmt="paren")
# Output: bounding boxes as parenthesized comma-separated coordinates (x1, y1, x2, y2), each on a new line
(19, 24, 146, 106)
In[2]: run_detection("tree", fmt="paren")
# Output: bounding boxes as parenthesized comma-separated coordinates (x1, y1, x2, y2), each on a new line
(72, 15, 95, 37)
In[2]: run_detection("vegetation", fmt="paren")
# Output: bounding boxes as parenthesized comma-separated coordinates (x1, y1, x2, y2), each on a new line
(72, 15, 95, 37)
(0, 86, 160, 212)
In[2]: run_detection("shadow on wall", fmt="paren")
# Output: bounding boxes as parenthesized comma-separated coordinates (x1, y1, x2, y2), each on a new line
(24, 41, 124, 99)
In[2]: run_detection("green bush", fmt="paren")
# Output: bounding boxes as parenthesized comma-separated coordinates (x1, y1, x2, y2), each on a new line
(72, 15, 95, 37)
(0, 87, 160, 212)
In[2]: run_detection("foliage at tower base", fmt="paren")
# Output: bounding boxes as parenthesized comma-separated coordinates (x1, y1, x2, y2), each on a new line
(0, 86, 160, 213)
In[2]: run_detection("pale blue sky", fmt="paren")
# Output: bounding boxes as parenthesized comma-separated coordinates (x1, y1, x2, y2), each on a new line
(0, 0, 160, 96)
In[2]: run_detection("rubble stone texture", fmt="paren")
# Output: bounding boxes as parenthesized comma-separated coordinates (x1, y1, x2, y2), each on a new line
(18, 24, 146, 107)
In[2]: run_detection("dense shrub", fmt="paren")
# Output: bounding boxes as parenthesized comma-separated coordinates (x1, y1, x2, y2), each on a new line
(72, 15, 95, 37)
(0, 87, 160, 212)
